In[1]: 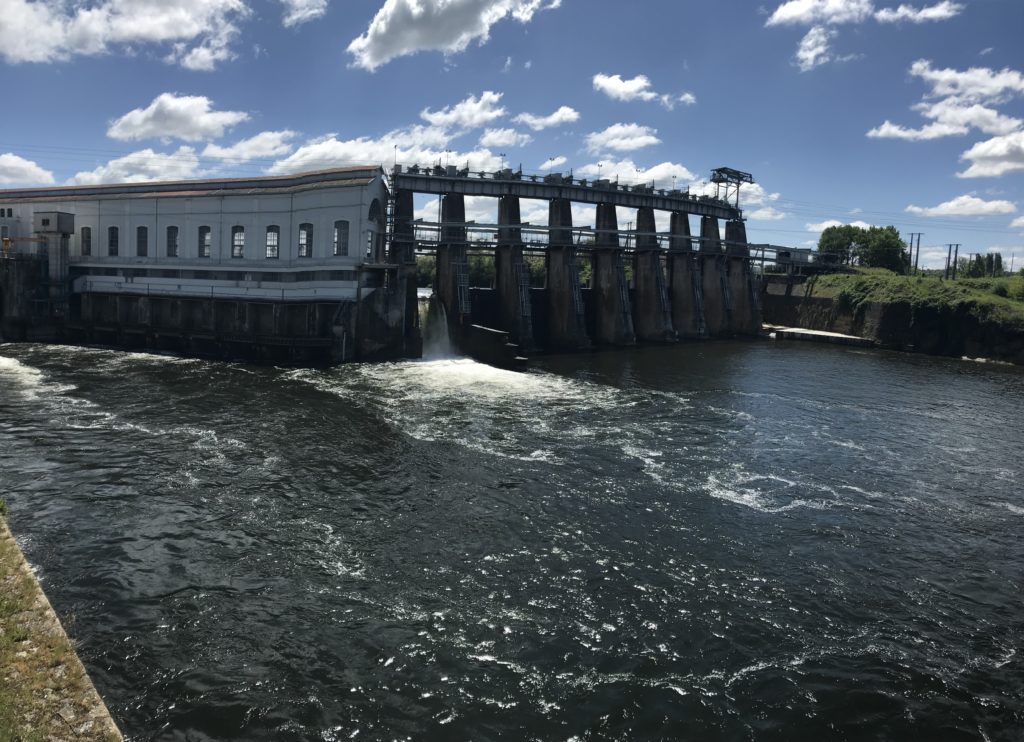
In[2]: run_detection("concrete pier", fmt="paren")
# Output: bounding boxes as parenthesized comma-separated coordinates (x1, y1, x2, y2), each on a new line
(436, 193, 470, 325)
(495, 195, 535, 350)
(667, 212, 705, 338)
(591, 203, 636, 346)
(724, 220, 760, 336)
(545, 198, 590, 349)
(391, 189, 420, 347)
(699, 216, 730, 337)
(632, 206, 675, 342)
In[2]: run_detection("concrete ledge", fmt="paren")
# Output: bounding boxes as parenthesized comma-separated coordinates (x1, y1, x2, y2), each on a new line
(0, 517, 122, 741)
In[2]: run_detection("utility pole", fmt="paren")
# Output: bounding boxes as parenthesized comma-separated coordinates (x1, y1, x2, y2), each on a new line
(951, 244, 960, 280)
(907, 232, 923, 274)
(945, 244, 953, 279)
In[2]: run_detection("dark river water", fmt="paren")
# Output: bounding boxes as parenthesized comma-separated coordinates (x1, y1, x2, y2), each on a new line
(1, 340, 1022, 741)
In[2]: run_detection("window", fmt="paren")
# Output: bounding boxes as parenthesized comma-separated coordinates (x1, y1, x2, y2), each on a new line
(81, 227, 92, 257)
(333, 220, 349, 257)
(265, 226, 280, 259)
(1, 226, 8, 239)
(198, 226, 211, 258)
(108, 226, 119, 257)
(231, 226, 245, 258)
(137, 226, 148, 257)
(298, 223, 313, 258)
(41, 218, 50, 227)
(166, 226, 179, 257)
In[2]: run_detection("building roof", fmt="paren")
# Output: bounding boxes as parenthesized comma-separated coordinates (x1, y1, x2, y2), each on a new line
(0, 166, 384, 203)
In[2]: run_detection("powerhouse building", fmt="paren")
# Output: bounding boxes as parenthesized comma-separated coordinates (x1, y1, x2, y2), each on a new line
(0, 166, 409, 363)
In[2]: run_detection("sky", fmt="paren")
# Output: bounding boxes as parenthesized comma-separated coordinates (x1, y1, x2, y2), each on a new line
(1, 0, 1023, 268)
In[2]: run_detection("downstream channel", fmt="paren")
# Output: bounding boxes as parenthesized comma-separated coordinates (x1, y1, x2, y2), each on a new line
(1, 341, 1021, 740)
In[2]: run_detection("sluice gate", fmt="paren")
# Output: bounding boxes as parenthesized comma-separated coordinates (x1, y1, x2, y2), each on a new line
(389, 165, 764, 363)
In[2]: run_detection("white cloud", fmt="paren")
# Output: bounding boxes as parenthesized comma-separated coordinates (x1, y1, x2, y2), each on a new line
(1009, 216, 1024, 228)
(909, 59, 1024, 102)
(868, 99, 1021, 140)
(0, 0, 249, 70)
(805, 219, 873, 232)
(0, 153, 55, 185)
(512, 106, 579, 131)
(766, 0, 874, 27)
(478, 128, 532, 148)
(748, 206, 788, 220)
(584, 123, 660, 155)
(346, 0, 561, 72)
(108, 93, 249, 142)
(905, 194, 1017, 216)
(576, 159, 695, 188)
(539, 156, 567, 170)
(795, 25, 835, 71)
(592, 73, 696, 110)
(420, 91, 506, 130)
(202, 130, 297, 163)
(875, 2, 964, 23)
(280, 0, 328, 27)
(958, 131, 1024, 178)
(68, 147, 200, 185)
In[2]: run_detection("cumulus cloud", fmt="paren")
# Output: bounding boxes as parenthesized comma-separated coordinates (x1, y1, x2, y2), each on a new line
(108, 93, 249, 142)
(539, 156, 567, 170)
(905, 194, 1017, 216)
(767, 1, 962, 72)
(592, 73, 697, 110)
(584, 124, 660, 155)
(748, 206, 788, 220)
(1009, 215, 1024, 229)
(202, 130, 298, 163)
(0, 0, 250, 70)
(576, 159, 695, 188)
(0, 153, 55, 185)
(875, 1, 964, 23)
(512, 106, 579, 131)
(280, 0, 328, 27)
(806, 219, 873, 232)
(68, 147, 201, 185)
(346, 0, 561, 72)
(478, 128, 532, 148)
(420, 91, 506, 129)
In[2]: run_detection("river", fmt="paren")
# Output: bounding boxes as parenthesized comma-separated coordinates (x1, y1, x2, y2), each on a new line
(1, 340, 1022, 740)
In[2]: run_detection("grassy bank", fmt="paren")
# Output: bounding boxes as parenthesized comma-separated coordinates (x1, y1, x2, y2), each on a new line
(0, 506, 121, 742)
(803, 270, 1024, 330)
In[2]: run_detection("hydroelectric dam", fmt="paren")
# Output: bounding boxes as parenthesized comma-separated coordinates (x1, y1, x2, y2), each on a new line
(0, 164, 778, 365)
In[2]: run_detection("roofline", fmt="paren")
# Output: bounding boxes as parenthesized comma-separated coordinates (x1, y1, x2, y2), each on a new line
(0, 165, 385, 201)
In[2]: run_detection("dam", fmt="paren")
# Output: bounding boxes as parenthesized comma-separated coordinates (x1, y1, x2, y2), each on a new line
(0, 164, 766, 364)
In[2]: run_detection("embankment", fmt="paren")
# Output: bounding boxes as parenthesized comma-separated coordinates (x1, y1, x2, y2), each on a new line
(1, 515, 122, 741)
(763, 273, 1024, 365)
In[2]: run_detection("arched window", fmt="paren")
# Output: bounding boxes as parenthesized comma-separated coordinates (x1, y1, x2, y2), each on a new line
(137, 226, 148, 257)
(108, 226, 119, 257)
(166, 226, 179, 258)
(231, 226, 245, 258)
(265, 226, 280, 259)
(198, 226, 211, 258)
(333, 220, 349, 256)
(298, 223, 313, 258)
(80, 227, 92, 257)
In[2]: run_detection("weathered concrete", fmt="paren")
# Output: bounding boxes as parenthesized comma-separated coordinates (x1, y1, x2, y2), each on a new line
(545, 198, 589, 350)
(667, 212, 705, 338)
(0, 255, 57, 342)
(495, 195, 536, 350)
(436, 193, 470, 326)
(591, 203, 635, 346)
(632, 206, 675, 342)
(699, 216, 730, 337)
(391, 189, 421, 352)
(724, 220, 761, 336)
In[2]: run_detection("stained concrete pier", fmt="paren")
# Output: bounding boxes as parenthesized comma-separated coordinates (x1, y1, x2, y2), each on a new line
(436, 193, 470, 325)
(591, 203, 635, 346)
(545, 198, 590, 349)
(725, 219, 760, 336)
(700, 216, 730, 337)
(667, 212, 705, 338)
(632, 206, 676, 342)
(495, 196, 535, 350)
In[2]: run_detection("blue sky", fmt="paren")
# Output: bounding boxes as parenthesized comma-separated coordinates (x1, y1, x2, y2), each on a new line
(1, 0, 1022, 267)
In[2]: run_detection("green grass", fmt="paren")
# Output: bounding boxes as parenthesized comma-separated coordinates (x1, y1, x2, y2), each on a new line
(803, 270, 1024, 330)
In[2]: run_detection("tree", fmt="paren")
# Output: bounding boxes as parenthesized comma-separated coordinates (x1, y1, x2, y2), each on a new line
(994, 252, 1003, 275)
(817, 224, 860, 265)
(853, 226, 910, 273)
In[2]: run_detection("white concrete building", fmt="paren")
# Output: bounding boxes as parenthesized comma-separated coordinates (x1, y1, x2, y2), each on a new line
(0, 166, 389, 303)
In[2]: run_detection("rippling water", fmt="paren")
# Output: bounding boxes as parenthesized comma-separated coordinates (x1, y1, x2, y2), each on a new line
(1, 341, 1022, 741)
